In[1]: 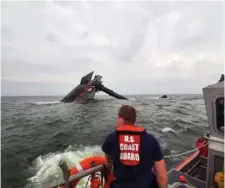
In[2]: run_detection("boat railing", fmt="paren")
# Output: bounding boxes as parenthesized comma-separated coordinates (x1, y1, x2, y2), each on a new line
(47, 162, 111, 188)
(204, 133, 224, 144)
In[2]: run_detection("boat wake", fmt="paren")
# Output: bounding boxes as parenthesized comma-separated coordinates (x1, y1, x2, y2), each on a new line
(26, 145, 103, 188)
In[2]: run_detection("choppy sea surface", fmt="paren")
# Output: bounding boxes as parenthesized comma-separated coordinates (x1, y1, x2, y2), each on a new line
(1, 94, 208, 188)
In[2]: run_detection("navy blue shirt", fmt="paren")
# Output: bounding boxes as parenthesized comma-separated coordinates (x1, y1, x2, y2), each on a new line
(102, 129, 163, 188)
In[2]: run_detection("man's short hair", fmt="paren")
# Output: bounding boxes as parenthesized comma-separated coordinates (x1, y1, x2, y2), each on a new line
(118, 105, 136, 124)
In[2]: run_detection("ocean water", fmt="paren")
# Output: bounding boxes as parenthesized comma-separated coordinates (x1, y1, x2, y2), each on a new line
(1, 94, 209, 188)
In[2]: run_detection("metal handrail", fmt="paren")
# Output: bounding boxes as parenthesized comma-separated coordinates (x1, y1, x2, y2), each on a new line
(47, 162, 111, 188)
(204, 133, 224, 144)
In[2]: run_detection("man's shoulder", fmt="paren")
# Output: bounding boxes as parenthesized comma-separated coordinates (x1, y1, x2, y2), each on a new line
(102, 130, 117, 154)
(105, 130, 117, 140)
(143, 131, 163, 160)
(145, 131, 159, 142)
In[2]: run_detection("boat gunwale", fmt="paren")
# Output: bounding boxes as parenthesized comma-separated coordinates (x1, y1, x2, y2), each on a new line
(175, 150, 200, 171)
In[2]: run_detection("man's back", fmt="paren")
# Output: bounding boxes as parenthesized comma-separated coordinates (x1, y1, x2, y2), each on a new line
(102, 129, 163, 188)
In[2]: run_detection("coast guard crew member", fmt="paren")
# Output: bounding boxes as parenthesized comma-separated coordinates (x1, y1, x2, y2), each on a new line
(102, 105, 168, 188)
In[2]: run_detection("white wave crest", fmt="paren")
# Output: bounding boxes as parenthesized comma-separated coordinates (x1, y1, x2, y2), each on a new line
(161, 127, 186, 134)
(30, 101, 60, 105)
(26, 145, 103, 188)
(161, 127, 177, 133)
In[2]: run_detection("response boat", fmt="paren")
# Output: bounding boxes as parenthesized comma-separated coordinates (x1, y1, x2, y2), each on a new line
(48, 77, 224, 188)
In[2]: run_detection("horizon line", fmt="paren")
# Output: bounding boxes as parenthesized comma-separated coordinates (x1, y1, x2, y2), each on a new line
(1, 93, 203, 97)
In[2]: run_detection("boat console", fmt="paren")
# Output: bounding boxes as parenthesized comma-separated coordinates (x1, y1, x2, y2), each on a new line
(168, 78, 224, 188)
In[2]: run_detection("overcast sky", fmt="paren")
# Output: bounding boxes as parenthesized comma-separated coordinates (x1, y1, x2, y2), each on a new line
(1, 1, 224, 96)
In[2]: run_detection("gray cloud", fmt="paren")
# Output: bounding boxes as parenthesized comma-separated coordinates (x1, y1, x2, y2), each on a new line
(1, 1, 224, 96)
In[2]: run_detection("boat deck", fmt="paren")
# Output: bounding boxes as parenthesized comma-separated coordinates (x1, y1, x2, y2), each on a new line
(168, 156, 207, 188)
(168, 169, 206, 188)
(179, 156, 207, 182)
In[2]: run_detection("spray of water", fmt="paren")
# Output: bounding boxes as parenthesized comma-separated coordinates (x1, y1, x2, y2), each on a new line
(26, 145, 103, 188)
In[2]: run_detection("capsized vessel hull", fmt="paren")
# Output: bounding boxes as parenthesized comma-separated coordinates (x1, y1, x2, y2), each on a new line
(60, 71, 127, 103)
